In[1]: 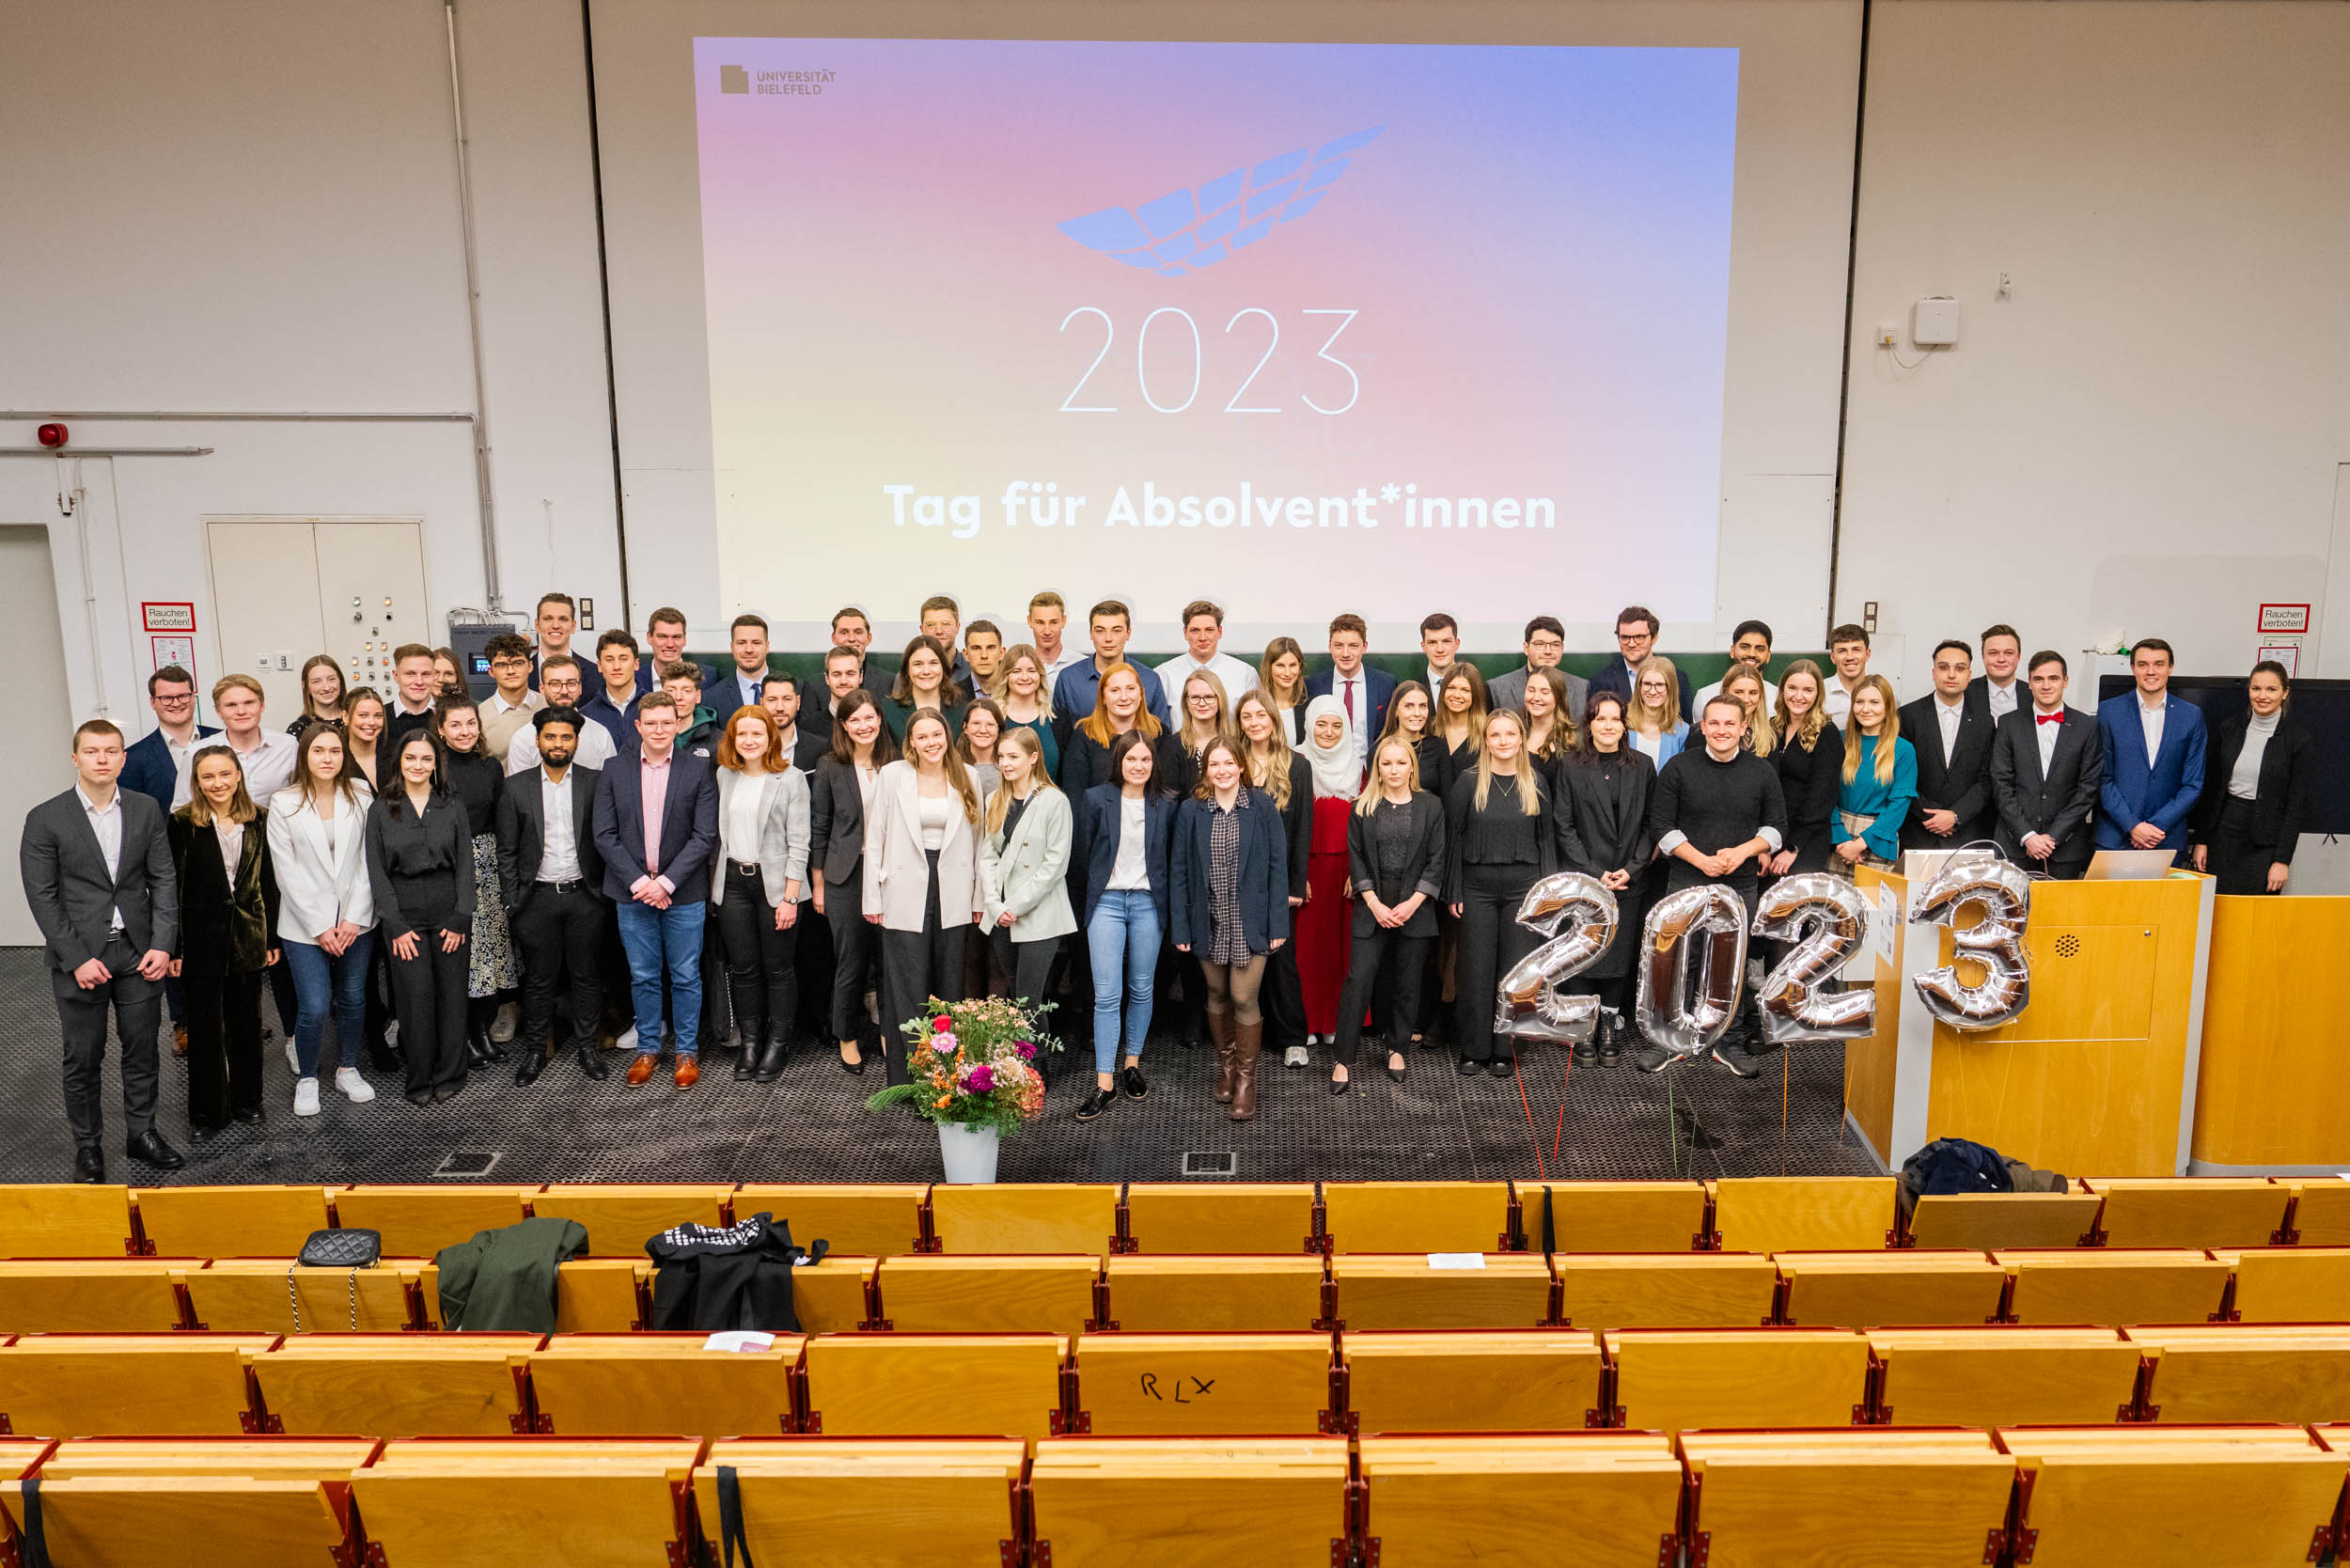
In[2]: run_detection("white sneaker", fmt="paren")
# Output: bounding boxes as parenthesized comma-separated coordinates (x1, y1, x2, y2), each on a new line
(335, 1067, 376, 1105)
(293, 1077, 321, 1117)
(1284, 1044, 1309, 1069)
(285, 1037, 300, 1074)
(490, 1000, 519, 1043)
(619, 1025, 639, 1053)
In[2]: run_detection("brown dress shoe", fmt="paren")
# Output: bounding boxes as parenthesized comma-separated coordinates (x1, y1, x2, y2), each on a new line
(674, 1058, 700, 1090)
(624, 1054, 656, 1087)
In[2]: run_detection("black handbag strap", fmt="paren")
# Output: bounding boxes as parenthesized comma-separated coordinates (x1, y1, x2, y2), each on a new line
(21, 1473, 50, 1568)
(716, 1465, 756, 1568)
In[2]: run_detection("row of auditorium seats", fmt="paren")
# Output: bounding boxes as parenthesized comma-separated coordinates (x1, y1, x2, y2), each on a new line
(3, 1324, 2349, 1440)
(2, 1243, 2345, 1337)
(2, 1175, 2341, 1262)
(4, 1426, 2347, 1568)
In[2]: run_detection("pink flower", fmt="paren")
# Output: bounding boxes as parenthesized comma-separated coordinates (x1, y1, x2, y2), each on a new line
(1015, 1043, 1036, 1060)
(933, 1015, 954, 1032)
(966, 1064, 995, 1092)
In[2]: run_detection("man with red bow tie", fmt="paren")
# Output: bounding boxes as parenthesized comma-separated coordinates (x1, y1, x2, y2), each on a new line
(1988, 650, 2105, 878)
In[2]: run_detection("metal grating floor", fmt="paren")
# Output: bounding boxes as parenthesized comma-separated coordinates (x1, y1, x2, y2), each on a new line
(0, 949, 1883, 1187)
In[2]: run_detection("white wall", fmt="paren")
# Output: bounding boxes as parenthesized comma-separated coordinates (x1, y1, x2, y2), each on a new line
(1837, 0, 2350, 696)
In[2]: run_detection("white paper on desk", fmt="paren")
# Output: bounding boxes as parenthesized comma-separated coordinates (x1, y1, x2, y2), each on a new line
(1426, 1253, 1486, 1270)
(1874, 885, 1900, 964)
(703, 1331, 776, 1354)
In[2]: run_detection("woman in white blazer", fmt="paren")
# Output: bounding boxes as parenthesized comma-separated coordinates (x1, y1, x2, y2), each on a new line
(979, 727, 1076, 1018)
(266, 723, 379, 1117)
(712, 706, 811, 1083)
(862, 708, 984, 1084)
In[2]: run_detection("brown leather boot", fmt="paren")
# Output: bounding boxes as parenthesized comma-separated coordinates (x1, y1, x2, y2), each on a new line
(1209, 1008, 1238, 1104)
(1230, 1020, 1263, 1121)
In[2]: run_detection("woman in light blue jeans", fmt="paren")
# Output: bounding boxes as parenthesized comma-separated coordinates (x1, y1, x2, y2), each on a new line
(1072, 730, 1173, 1123)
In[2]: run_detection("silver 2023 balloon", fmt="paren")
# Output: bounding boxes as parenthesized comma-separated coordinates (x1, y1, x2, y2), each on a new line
(1751, 872, 1877, 1044)
(1494, 871, 1620, 1044)
(1906, 850, 2032, 1031)
(1635, 883, 1748, 1058)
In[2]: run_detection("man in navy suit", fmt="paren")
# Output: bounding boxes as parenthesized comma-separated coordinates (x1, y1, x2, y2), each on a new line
(591, 692, 719, 1090)
(1586, 605, 1693, 725)
(642, 606, 697, 697)
(118, 666, 218, 817)
(2094, 637, 2206, 859)
(703, 613, 777, 717)
(1302, 613, 1395, 782)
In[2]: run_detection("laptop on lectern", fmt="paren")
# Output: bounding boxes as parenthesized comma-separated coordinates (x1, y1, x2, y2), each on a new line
(2083, 849, 2179, 881)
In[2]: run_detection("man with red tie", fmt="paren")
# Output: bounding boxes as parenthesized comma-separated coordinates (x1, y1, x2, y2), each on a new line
(1302, 614, 1395, 783)
(1988, 651, 2104, 878)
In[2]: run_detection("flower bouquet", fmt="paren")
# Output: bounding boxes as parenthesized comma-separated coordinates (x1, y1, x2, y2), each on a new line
(865, 996, 1057, 1179)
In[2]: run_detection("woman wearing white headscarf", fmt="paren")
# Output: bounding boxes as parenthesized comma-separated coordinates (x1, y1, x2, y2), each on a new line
(1290, 695, 1358, 1066)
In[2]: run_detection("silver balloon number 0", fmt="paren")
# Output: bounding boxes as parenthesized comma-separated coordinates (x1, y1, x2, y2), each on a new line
(1907, 851, 2032, 1031)
(1751, 872, 1877, 1044)
(1494, 872, 1620, 1044)
(1635, 884, 1749, 1060)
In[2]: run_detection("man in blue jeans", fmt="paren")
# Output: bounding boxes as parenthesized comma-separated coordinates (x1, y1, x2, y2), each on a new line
(590, 692, 718, 1089)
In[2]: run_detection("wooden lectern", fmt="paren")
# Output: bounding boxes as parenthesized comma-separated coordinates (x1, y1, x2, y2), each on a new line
(1842, 868, 2215, 1177)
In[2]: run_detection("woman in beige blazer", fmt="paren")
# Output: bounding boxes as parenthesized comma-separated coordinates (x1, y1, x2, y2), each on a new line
(862, 709, 985, 1083)
(712, 706, 811, 1083)
(979, 727, 1076, 1018)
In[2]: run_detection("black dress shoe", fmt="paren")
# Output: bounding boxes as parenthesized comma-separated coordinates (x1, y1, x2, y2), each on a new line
(1386, 1054, 1407, 1083)
(188, 1122, 223, 1144)
(1120, 1064, 1148, 1101)
(464, 1031, 496, 1071)
(1573, 1041, 1600, 1067)
(229, 1105, 265, 1124)
(1074, 1087, 1115, 1121)
(72, 1147, 104, 1184)
(576, 1043, 611, 1081)
(1329, 1073, 1350, 1096)
(514, 1050, 546, 1087)
(407, 1089, 435, 1106)
(838, 1045, 867, 1077)
(1456, 1055, 1480, 1076)
(125, 1130, 185, 1170)
(754, 1026, 790, 1084)
(1487, 1058, 1513, 1079)
(733, 1031, 760, 1080)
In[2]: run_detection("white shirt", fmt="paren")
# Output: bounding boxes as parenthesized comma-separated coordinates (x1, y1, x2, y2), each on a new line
(727, 772, 772, 862)
(1822, 675, 1891, 727)
(1106, 794, 1150, 890)
(1332, 671, 1371, 774)
(916, 789, 953, 852)
(225, 730, 300, 808)
(1932, 694, 1965, 766)
(213, 819, 245, 883)
(506, 717, 617, 776)
(1041, 645, 1087, 683)
(1156, 650, 1259, 700)
(77, 784, 126, 931)
(539, 767, 581, 883)
(1693, 676, 1778, 716)
(2138, 695, 2166, 766)
(1424, 664, 1456, 698)
(2034, 707, 2065, 774)
(157, 727, 203, 809)
(1982, 678, 2022, 723)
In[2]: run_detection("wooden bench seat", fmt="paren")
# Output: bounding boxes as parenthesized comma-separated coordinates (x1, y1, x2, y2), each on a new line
(928, 1184, 1119, 1256)
(0, 1261, 187, 1334)
(1552, 1253, 1777, 1330)
(2215, 1246, 2350, 1323)
(2291, 1178, 2350, 1246)
(1121, 1183, 1317, 1254)
(1328, 1254, 1551, 1329)
(2085, 1177, 2292, 1249)
(734, 1184, 930, 1256)
(0, 1437, 377, 1568)
(1864, 1327, 2142, 1426)
(1028, 1436, 1350, 1568)
(1996, 1248, 2231, 1325)
(1775, 1249, 2008, 1327)
(0, 1185, 135, 1260)
(244, 1335, 539, 1436)
(1320, 1183, 1514, 1255)
(789, 1255, 878, 1334)
(1355, 1433, 1682, 1566)
(1680, 1430, 2016, 1566)
(1905, 1189, 2102, 1250)
(1604, 1328, 1871, 1435)
(697, 1437, 1026, 1567)
(1512, 1181, 1708, 1253)
(1998, 1425, 2348, 1568)
(331, 1184, 536, 1258)
(530, 1184, 731, 1255)
(352, 1437, 703, 1567)
(1710, 1177, 1897, 1252)
(525, 1332, 804, 1435)
(0, 1334, 274, 1435)
(872, 1254, 1099, 1334)
(800, 1333, 1066, 1439)
(180, 1259, 422, 1334)
(1100, 1256, 1325, 1332)
(1072, 1331, 1333, 1435)
(1342, 1330, 1606, 1434)
(2129, 1325, 2350, 1426)
(132, 1185, 333, 1259)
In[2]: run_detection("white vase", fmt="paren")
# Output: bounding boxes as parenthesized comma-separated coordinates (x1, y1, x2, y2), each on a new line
(936, 1121, 1000, 1184)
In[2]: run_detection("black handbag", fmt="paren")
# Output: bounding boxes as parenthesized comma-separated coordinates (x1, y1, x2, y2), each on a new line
(290, 1227, 382, 1333)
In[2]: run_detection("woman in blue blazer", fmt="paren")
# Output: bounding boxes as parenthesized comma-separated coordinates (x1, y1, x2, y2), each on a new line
(1169, 736, 1292, 1122)
(1070, 730, 1174, 1123)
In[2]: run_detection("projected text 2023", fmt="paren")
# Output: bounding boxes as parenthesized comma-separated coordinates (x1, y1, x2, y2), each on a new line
(1058, 306, 1360, 416)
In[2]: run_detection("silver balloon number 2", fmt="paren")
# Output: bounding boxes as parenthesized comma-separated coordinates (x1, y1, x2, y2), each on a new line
(1907, 851, 2032, 1031)
(1635, 884, 1749, 1060)
(1751, 873, 1877, 1044)
(1494, 873, 1620, 1044)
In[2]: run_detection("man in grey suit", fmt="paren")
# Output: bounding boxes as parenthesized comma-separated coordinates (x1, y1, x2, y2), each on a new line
(20, 718, 183, 1181)
(1482, 615, 1590, 724)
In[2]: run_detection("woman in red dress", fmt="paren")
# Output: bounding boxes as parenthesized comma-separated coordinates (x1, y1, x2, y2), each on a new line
(1291, 694, 1358, 1066)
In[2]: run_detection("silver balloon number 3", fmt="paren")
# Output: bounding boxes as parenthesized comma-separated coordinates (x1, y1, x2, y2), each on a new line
(1494, 872, 1620, 1044)
(1751, 872, 1878, 1044)
(1907, 851, 2032, 1031)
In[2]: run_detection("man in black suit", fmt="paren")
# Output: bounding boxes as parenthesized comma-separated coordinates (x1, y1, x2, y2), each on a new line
(497, 707, 606, 1085)
(1989, 651, 2105, 879)
(20, 718, 183, 1180)
(1900, 639, 1998, 851)
(761, 674, 828, 776)
(762, 671, 835, 1051)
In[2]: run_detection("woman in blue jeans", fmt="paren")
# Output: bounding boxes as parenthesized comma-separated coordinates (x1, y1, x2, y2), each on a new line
(1070, 729, 1172, 1122)
(264, 724, 381, 1118)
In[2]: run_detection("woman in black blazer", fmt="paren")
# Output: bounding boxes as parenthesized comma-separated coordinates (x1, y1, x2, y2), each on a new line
(1332, 736, 1447, 1090)
(807, 690, 900, 1074)
(169, 746, 282, 1137)
(1170, 737, 1292, 1121)
(1236, 690, 1316, 1066)
(366, 729, 476, 1105)
(1071, 731, 1177, 1122)
(2192, 661, 2313, 895)
(1559, 693, 1656, 1067)
(1764, 662, 1842, 873)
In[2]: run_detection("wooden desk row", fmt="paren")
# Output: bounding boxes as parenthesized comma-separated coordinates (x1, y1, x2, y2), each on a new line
(9, 1175, 2346, 1264)
(5, 1244, 2348, 1340)
(5, 1425, 2349, 1568)
(5, 1322, 2350, 1444)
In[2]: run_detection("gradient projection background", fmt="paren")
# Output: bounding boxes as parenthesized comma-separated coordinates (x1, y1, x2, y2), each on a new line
(694, 39, 1737, 642)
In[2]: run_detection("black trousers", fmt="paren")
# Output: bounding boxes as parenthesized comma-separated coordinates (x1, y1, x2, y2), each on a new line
(991, 927, 1062, 1013)
(696, 903, 729, 1045)
(795, 902, 837, 1043)
(386, 895, 471, 1096)
(55, 934, 162, 1150)
(1454, 861, 1540, 1061)
(2208, 795, 2282, 896)
(184, 962, 264, 1127)
(824, 861, 883, 1049)
(1261, 934, 1308, 1049)
(512, 883, 606, 1055)
(718, 863, 801, 1042)
(1335, 926, 1431, 1066)
(879, 850, 969, 1086)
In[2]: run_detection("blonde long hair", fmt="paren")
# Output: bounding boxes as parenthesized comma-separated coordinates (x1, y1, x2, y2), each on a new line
(998, 642, 1055, 721)
(984, 725, 1058, 836)
(905, 710, 982, 824)
(1720, 665, 1775, 758)
(1626, 656, 1681, 733)
(1176, 668, 1233, 754)
(183, 745, 259, 826)
(1355, 734, 1422, 817)
(1840, 675, 1904, 787)
(1772, 659, 1831, 752)
(1232, 689, 1294, 810)
(1473, 710, 1543, 816)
